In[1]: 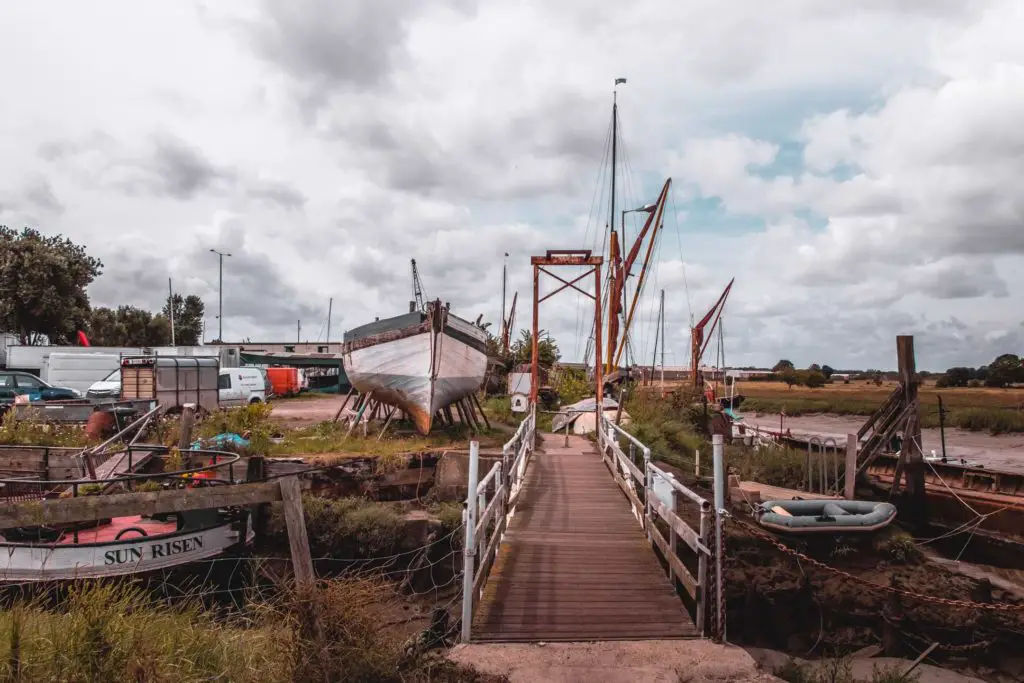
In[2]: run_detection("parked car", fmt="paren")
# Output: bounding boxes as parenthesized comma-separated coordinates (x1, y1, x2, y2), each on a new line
(86, 368, 122, 398)
(0, 371, 82, 405)
(218, 368, 268, 407)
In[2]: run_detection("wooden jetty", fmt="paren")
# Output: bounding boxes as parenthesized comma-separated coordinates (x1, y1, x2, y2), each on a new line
(472, 434, 697, 642)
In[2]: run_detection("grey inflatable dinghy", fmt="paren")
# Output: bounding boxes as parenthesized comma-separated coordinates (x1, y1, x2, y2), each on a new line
(756, 499, 897, 534)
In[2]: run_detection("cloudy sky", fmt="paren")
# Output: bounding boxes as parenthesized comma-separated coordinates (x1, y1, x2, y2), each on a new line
(1, 0, 1021, 371)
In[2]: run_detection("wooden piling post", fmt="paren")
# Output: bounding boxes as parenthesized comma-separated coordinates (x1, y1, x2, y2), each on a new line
(897, 335, 926, 525)
(280, 476, 315, 587)
(177, 404, 196, 451)
(246, 455, 268, 543)
(844, 434, 857, 500)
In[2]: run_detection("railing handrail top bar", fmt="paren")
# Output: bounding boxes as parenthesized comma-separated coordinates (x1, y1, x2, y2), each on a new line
(603, 417, 651, 455)
(476, 461, 502, 494)
(648, 461, 710, 507)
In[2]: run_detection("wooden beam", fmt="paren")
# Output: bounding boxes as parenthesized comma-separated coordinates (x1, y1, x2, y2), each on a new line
(844, 433, 858, 500)
(897, 335, 926, 524)
(0, 481, 283, 530)
(472, 393, 492, 430)
(332, 388, 356, 423)
(280, 476, 314, 587)
(177, 404, 196, 451)
(856, 386, 902, 440)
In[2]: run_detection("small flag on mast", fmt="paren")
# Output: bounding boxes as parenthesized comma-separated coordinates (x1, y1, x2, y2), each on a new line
(615, 77, 627, 85)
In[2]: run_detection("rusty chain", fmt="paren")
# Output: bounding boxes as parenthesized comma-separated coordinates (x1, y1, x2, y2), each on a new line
(883, 612, 995, 654)
(732, 517, 1024, 613)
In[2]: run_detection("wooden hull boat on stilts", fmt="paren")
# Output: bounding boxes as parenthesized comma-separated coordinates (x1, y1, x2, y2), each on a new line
(342, 300, 489, 435)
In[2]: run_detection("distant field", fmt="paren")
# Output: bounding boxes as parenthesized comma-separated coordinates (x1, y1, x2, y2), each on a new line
(739, 380, 1024, 411)
(733, 380, 1024, 433)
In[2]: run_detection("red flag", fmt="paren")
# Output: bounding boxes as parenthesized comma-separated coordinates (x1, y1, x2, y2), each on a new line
(76, 330, 90, 347)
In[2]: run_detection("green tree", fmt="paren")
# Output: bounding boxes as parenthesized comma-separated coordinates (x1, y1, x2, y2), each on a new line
(510, 328, 560, 371)
(773, 359, 795, 373)
(985, 354, 1023, 388)
(0, 226, 103, 344)
(804, 370, 827, 388)
(86, 306, 170, 346)
(937, 367, 972, 388)
(781, 369, 799, 389)
(162, 294, 205, 345)
(820, 364, 835, 379)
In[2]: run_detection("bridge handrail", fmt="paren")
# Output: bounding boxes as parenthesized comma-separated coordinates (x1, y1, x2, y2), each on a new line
(462, 402, 536, 641)
(597, 409, 718, 637)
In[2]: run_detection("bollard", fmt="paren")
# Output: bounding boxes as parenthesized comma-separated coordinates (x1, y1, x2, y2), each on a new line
(460, 440, 480, 642)
(695, 449, 700, 478)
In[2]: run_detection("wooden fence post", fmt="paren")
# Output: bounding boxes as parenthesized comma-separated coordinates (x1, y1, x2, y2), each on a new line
(178, 404, 196, 451)
(845, 434, 858, 500)
(280, 476, 314, 587)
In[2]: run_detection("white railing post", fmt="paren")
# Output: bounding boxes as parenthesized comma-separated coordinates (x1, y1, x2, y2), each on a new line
(696, 502, 711, 635)
(461, 440, 480, 642)
(643, 448, 652, 538)
(711, 433, 726, 642)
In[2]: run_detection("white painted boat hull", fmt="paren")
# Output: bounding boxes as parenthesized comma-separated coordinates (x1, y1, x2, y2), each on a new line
(0, 523, 251, 581)
(343, 310, 488, 434)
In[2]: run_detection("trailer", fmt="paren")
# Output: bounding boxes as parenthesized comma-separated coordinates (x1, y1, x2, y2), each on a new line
(9, 398, 157, 423)
(120, 356, 220, 413)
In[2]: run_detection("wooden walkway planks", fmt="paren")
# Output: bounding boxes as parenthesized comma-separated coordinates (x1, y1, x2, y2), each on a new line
(472, 434, 697, 642)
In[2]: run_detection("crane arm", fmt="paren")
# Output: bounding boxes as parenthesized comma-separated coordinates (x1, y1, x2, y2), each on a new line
(614, 178, 671, 368)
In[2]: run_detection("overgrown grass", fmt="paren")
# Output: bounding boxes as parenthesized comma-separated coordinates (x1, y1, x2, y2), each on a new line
(726, 444, 810, 491)
(430, 501, 466, 535)
(267, 418, 504, 458)
(620, 390, 710, 472)
(267, 494, 407, 559)
(0, 410, 88, 447)
(0, 580, 502, 683)
(0, 582, 290, 682)
(872, 529, 923, 564)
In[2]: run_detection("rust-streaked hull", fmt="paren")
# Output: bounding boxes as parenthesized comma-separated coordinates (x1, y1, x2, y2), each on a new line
(342, 304, 488, 435)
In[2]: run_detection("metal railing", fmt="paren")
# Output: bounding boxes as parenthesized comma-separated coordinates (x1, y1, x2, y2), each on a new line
(597, 413, 724, 640)
(461, 403, 536, 641)
(807, 436, 841, 495)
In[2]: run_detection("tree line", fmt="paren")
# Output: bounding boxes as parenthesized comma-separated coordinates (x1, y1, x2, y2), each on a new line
(1, 226, 205, 347)
(936, 354, 1024, 389)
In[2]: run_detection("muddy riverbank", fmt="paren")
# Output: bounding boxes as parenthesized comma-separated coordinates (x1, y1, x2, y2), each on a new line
(744, 413, 1024, 473)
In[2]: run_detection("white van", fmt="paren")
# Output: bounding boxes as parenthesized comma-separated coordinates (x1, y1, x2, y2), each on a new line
(218, 368, 268, 407)
(46, 353, 120, 396)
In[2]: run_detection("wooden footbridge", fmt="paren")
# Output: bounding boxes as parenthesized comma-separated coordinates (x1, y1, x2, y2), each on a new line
(460, 408, 723, 643)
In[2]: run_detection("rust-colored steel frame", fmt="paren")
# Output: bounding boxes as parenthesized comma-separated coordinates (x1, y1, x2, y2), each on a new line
(530, 250, 603, 408)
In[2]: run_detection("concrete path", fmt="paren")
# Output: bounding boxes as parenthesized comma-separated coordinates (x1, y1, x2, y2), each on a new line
(451, 640, 780, 683)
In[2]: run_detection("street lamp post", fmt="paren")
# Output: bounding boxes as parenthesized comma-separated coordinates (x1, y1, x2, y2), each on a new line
(209, 249, 232, 342)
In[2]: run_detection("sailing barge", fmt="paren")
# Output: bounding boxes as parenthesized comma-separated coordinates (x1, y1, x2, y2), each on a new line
(342, 299, 489, 435)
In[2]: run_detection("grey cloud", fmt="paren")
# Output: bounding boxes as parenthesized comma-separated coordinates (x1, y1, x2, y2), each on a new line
(245, 0, 476, 112)
(246, 179, 308, 210)
(24, 179, 64, 214)
(147, 135, 236, 200)
(331, 89, 606, 200)
(88, 225, 327, 341)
